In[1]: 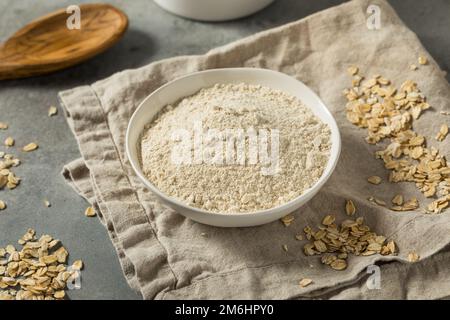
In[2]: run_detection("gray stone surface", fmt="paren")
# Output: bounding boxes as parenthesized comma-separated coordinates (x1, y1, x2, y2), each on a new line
(0, 0, 448, 300)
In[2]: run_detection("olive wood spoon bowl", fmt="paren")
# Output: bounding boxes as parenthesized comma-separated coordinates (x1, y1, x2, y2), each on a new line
(0, 3, 128, 80)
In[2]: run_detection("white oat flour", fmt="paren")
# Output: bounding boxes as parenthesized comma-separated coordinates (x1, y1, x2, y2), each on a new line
(140, 83, 331, 213)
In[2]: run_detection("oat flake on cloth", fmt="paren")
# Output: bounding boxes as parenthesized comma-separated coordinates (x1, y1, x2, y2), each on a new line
(59, 0, 450, 299)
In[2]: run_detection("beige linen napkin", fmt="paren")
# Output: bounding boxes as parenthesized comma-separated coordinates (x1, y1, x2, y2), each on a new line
(59, 0, 450, 299)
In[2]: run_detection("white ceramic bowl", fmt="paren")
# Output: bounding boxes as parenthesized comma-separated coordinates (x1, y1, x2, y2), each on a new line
(153, 0, 275, 21)
(126, 68, 341, 227)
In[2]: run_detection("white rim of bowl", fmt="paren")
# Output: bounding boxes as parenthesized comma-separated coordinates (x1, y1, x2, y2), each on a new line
(126, 68, 341, 218)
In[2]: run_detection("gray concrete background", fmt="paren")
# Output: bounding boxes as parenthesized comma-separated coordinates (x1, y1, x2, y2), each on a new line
(0, 0, 448, 300)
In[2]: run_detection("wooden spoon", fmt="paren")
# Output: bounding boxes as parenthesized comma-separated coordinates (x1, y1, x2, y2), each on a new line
(0, 3, 128, 80)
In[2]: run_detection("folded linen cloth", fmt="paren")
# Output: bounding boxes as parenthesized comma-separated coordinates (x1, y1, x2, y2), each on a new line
(59, 0, 450, 299)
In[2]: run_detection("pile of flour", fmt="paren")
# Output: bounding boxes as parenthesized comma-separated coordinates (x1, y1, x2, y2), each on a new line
(140, 83, 331, 213)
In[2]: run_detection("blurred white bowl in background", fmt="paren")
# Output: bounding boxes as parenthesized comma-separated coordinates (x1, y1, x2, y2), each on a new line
(153, 0, 275, 21)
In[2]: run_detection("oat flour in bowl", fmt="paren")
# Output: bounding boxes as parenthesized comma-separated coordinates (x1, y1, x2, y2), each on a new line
(140, 83, 331, 213)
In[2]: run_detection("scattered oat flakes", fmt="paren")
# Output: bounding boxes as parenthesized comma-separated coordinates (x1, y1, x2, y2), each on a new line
(282, 244, 288, 252)
(0, 200, 6, 210)
(426, 196, 450, 214)
(22, 143, 38, 152)
(337, 252, 348, 259)
(322, 215, 335, 226)
(407, 251, 420, 262)
(44, 200, 51, 207)
(344, 68, 450, 214)
(345, 199, 356, 216)
(55, 247, 69, 263)
(0, 159, 21, 191)
(314, 240, 327, 253)
(303, 214, 396, 271)
(5, 244, 15, 254)
(72, 260, 84, 271)
(4, 137, 14, 147)
(367, 176, 382, 185)
(0, 122, 8, 130)
(84, 206, 96, 217)
(392, 194, 404, 206)
(378, 77, 390, 86)
(53, 290, 65, 299)
(373, 198, 386, 207)
(299, 278, 313, 288)
(418, 56, 428, 65)
(379, 240, 397, 255)
(435, 124, 448, 142)
(410, 146, 424, 159)
(330, 259, 347, 271)
(364, 78, 377, 88)
(295, 234, 303, 241)
(281, 214, 295, 227)
(352, 75, 364, 87)
(347, 66, 359, 76)
(6, 172, 20, 190)
(440, 111, 450, 116)
(48, 106, 58, 117)
(0, 229, 82, 300)
(410, 64, 418, 71)
(391, 197, 419, 211)
(423, 185, 436, 198)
